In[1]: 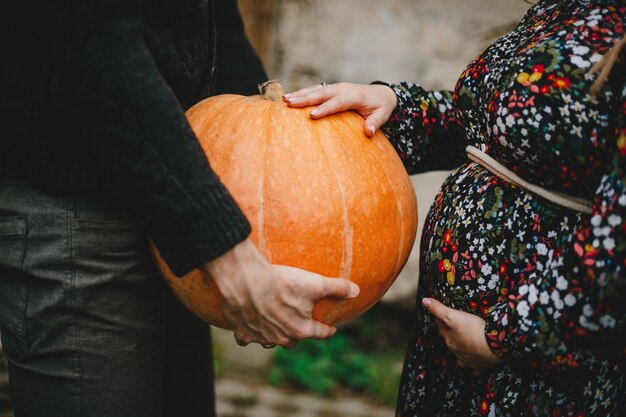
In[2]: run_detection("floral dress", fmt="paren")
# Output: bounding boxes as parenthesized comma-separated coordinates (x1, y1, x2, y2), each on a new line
(382, 1, 626, 416)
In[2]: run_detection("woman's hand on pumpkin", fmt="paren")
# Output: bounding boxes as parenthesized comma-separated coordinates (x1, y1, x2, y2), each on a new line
(422, 297, 505, 376)
(283, 82, 397, 137)
(203, 238, 360, 349)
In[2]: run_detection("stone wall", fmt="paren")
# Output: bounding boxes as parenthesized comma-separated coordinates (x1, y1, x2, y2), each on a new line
(239, 0, 531, 90)
(238, 0, 532, 305)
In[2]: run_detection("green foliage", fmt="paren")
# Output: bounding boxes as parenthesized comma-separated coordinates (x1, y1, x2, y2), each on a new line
(212, 334, 228, 377)
(267, 311, 405, 406)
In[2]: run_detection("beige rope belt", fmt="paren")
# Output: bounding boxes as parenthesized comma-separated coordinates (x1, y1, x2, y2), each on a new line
(466, 145, 593, 214)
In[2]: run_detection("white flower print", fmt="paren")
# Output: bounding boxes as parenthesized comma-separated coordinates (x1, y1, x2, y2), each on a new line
(599, 314, 616, 328)
(602, 237, 615, 250)
(536, 243, 548, 255)
(517, 301, 530, 317)
(517, 300, 530, 317)
(607, 214, 621, 227)
(564, 294, 576, 307)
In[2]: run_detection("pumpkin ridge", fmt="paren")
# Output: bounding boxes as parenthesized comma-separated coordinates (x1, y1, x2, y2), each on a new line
(333, 114, 410, 283)
(221, 97, 252, 165)
(365, 136, 406, 280)
(318, 121, 354, 281)
(311, 119, 354, 325)
(372, 136, 418, 269)
(255, 100, 273, 261)
(326, 116, 413, 318)
(329, 119, 384, 310)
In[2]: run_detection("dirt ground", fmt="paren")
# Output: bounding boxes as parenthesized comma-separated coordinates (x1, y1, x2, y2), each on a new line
(0, 364, 393, 417)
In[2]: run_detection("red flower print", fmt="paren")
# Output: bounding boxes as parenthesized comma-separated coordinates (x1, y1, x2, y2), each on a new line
(552, 77, 571, 89)
(480, 400, 490, 415)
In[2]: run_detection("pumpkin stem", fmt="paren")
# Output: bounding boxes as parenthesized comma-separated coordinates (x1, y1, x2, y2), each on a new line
(258, 80, 285, 101)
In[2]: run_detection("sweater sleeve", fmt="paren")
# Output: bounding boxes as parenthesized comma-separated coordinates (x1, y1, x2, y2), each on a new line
(213, 0, 268, 96)
(484, 80, 626, 370)
(380, 82, 467, 174)
(44, 0, 250, 276)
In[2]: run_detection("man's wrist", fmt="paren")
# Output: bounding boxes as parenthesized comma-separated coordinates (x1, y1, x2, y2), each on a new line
(202, 238, 267, 288)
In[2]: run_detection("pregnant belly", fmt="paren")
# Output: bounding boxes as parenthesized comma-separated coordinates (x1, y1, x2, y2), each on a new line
(419, 162, 581, 316)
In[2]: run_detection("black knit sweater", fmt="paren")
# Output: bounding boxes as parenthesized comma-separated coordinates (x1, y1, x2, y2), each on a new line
(0, 0, 267, 276)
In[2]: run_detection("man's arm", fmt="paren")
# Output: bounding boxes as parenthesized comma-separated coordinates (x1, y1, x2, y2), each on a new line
(44, 0, 358, 347)
(45, 0, 249, 275)
(213, 0, 268, 96)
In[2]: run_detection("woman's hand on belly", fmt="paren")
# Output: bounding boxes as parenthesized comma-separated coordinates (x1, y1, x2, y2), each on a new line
(423, 297, 505, 376)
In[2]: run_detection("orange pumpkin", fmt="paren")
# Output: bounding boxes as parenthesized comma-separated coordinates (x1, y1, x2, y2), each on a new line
(151, 81, 418, 329)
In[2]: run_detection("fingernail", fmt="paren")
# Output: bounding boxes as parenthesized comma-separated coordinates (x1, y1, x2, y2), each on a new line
(283, 93, 293, 99)
(422, 298, 432, 308)
(310, 109, 319, 117)
(368, 125, 376, 136)
(349, 283, 360, 297)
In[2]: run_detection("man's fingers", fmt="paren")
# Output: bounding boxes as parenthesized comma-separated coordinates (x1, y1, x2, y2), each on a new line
(234, 335, 249, 347)
(311, 277, 360, 301)
(283, 340, 300, 350)
(423, 297, 453, 325)
(272, 265, 359, 301)
(305, 320, 337, 340)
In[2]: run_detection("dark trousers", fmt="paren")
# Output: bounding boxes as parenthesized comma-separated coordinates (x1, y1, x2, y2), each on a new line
(0, 178, 216, 417)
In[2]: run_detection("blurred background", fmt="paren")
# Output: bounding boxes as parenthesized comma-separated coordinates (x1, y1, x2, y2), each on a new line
(0, 1, 531, 416)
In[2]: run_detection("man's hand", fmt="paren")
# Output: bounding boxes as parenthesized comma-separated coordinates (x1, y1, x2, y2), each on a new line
(422, 297, 505, 376)
(203, 238, 360, 349)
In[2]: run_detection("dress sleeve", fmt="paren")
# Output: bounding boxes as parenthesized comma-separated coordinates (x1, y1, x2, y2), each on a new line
(484, 81, 626, 370)
(44, 0, 251, 276)
(380, 82, 466, 174)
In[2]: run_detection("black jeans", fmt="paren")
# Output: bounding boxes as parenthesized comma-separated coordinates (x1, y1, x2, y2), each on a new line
(0, 178, 216, 417)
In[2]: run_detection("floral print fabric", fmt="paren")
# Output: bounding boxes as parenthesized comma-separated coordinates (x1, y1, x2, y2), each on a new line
(383, 1, 626, 415)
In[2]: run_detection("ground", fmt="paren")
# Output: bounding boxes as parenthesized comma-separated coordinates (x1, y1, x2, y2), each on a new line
(0, 358, 393, 417)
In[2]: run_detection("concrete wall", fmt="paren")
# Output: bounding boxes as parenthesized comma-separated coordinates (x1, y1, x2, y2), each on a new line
(238, 0, 532, 305)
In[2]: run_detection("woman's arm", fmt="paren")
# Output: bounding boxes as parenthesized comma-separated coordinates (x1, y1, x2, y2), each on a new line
(381, 82, 466, 174)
